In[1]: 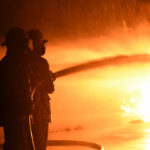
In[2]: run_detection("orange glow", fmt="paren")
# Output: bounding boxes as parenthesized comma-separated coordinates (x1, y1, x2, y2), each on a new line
(44, 24, 150, 149)
(122, 76, 150, 122)
(44, 25, 150, 128)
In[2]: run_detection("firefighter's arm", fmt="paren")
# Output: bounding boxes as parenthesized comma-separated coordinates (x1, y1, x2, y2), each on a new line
(47, 70, 55, 93)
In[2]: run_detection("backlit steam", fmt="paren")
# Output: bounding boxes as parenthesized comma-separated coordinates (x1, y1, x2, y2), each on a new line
(53, 53, 150, 122)
(46, 22, 150, 124)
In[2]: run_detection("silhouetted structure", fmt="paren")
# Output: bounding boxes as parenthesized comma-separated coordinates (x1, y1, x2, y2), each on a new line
(0, 27, 33, 150)
(28, 29, 55, 150)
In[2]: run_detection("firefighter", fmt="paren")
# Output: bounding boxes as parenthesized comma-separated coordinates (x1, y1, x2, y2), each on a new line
(28, 29, 55, 150)
(0, 27, 33, 150)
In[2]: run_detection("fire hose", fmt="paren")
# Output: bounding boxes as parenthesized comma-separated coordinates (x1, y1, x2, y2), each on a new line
(54, 54, 150, 78)
(47, 140, 102, 150)
(0, 140, 102, 150)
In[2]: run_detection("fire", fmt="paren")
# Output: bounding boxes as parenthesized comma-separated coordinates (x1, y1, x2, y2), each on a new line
(136, 77, 150, 122)
(122, 76, 150, 122)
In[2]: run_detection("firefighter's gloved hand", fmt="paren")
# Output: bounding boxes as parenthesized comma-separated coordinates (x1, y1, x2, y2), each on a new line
(49, 70, 56, 81)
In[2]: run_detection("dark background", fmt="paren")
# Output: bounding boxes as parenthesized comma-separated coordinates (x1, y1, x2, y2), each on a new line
(0, 0, 150, 41)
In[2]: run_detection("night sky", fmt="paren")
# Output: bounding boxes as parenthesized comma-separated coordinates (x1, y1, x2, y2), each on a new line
(0, 0, 150, 41)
